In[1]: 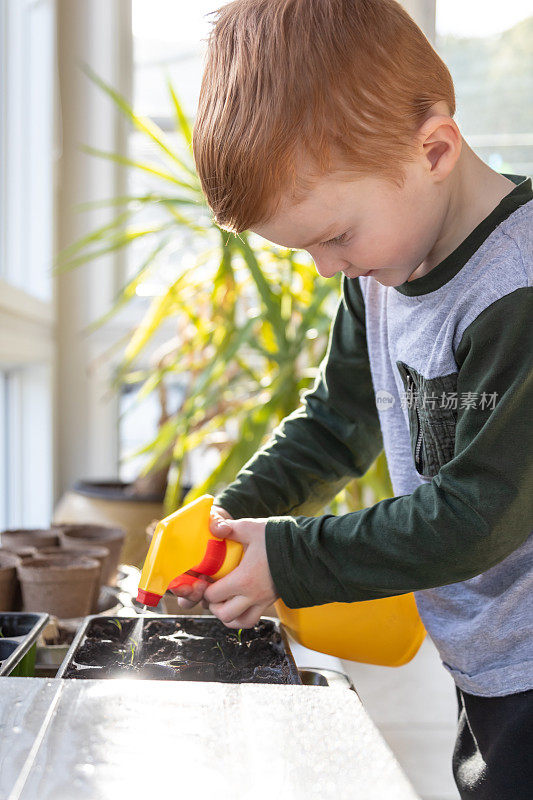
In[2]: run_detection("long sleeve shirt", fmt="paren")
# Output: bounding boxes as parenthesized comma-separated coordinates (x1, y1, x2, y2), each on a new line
(215, 174, 533, 696)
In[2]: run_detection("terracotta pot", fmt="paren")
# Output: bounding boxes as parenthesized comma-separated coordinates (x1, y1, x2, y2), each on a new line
(0, 552, 22, 611)
(1, 528, 59, 550)
(57, 524, 125, 585)
(53, 480, 167, 568)
(17, 555, 100, 619)
(33, 545, 110, 612)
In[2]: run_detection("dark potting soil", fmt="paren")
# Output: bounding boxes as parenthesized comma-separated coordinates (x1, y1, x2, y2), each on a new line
(82, 618, 138, 643)
(62, 617, 299, 684)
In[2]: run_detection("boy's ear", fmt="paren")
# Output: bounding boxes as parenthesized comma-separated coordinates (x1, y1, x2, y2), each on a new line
(416, 113, 462, 179)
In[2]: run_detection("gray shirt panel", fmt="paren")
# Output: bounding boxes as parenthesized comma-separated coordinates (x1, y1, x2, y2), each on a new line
(359, 198, 533, 695)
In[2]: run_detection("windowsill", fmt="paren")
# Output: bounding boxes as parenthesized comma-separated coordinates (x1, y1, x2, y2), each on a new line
(0, 279, 54, 367)
(0, 279, 54, 325)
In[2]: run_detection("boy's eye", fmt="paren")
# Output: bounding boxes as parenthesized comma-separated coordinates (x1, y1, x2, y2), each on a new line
(320, 232, 349, 248)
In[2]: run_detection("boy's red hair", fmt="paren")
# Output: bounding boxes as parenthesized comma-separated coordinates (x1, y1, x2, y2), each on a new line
(193, 0, 455, 233)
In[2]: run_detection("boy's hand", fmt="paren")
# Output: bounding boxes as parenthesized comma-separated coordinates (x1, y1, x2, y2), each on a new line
(174, 505, 234, 610)
(203, 518, 278, 629)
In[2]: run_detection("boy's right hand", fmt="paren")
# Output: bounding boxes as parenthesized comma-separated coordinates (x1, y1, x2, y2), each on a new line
(173, 505, 234, 610)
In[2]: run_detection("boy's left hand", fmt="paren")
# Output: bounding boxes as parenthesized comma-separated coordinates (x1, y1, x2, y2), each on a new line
(203, 517, 278, 629)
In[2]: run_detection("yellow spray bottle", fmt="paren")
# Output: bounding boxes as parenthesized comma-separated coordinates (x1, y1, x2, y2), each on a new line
(136, 494, 242, 606)
(137, 494, 425, 666)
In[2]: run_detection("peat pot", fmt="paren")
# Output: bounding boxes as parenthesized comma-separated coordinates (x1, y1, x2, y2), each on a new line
(1, 545, 38, 562)
(17, 555, 100, 619)
(0, 552, 21, 612)
(53, 480, 165, 568)
(33, 546, 110, 612)
(58, 524, 124, 586)
(0, 528, 59, 550)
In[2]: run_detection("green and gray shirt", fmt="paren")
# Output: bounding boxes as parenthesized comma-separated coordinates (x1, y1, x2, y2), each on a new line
(215, 174, 533, 697)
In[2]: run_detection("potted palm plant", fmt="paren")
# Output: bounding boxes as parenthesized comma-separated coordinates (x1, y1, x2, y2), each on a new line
(54, 71, 392, 565)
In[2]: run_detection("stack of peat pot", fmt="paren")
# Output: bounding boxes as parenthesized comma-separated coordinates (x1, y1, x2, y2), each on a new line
(0, 523, 125, 618)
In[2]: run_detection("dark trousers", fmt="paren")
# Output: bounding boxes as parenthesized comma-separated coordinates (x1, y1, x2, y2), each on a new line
(453, 686, 533, 799)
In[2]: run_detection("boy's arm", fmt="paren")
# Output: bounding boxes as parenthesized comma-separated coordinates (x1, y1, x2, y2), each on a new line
(265, 288, 533, 608)
(214, 276, 383, 519)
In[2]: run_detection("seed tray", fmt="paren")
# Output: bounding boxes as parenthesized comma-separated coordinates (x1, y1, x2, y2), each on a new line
(0, 613, 49, 677)
(57, 614, 302, 684)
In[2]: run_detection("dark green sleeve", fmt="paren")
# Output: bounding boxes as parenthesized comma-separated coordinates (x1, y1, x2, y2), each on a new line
(266, 288, 533, 608)
(214, 276, 383, 518)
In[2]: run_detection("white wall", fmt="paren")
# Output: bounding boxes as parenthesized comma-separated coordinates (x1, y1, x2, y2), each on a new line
(55, 0, 132, 496)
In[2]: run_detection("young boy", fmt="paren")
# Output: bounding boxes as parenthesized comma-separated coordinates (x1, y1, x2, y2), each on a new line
(176, 1, 532, 796)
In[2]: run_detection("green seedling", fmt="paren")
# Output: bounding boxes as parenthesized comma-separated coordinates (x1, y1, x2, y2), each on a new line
(213, 640, 236, 669)
(0, 627, 4, 638)
(110, 619, 122, 633)
(230, 628, 243, 644)
(122, 639, 137, 665)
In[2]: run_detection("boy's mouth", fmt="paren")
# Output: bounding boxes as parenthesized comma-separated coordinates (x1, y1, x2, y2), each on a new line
(343, 268, 374, 278)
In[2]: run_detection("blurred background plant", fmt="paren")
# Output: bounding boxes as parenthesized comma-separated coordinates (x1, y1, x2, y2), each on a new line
(56, 70, 392, 515)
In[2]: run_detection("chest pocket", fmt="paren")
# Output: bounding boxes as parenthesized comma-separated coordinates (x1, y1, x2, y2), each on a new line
(396, 361, 458, 479)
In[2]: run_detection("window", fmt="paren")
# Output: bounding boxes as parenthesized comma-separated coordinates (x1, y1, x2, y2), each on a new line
(436, 1, 533, 176)
(0, 366, 53, 528)
(0, 0, 56, 299)
(121, 1, 532, 485)
(0, 0, 56, 528)
(118, 2, 230, 484)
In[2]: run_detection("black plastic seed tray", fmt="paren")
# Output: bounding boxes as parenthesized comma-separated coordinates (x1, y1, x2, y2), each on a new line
(58, 614, 302, 684)
(0, 613, 49, 677)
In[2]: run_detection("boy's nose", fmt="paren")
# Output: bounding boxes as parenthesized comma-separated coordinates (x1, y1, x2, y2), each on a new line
(312, 256, 345, 279)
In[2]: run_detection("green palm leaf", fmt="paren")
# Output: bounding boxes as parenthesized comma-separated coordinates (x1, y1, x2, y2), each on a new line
(82, 65, 199, 182)
(59, 77, 392, 519)
(167, 77, 193, 148)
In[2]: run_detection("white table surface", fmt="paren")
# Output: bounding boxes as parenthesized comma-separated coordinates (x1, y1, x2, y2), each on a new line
(0, 678, 419, 800)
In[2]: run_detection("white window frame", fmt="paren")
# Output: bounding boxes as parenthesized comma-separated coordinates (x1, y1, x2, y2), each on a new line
(0, 0, 57, 528)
